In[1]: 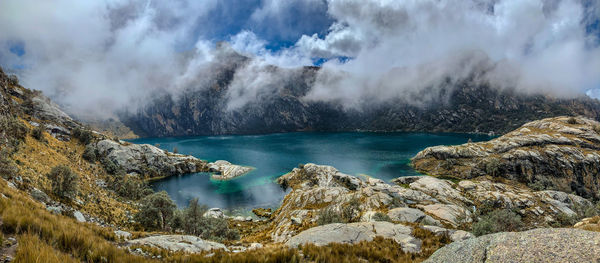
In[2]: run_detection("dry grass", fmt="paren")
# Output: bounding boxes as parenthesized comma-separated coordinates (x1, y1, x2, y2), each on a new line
(12, 121, 135, 225)
(578, 216, 600, 232)
(0, 179, 153, 263)
(14, 234, 78, 263)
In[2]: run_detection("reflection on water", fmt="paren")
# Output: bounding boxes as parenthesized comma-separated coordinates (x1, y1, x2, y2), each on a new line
(131, 132, 492, 209)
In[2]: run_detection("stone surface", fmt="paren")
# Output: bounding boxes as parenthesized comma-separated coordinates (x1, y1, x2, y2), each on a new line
(421, 204, 471, 226)
(387, 207, 426, 223)
(203, 208, 225, 219)
(208, 160, 253, 180)
(30, 188, 50, 204)
(94, 139, 207, 176)
(73, 211, 86, 222)
(115, 230, 132, 240)
(413, 116, 600, 198)
(128, 235, 227, 253)
(286, 222, 421, 253)
(424, 228, 600, 263)
(269, 163, 592, 243)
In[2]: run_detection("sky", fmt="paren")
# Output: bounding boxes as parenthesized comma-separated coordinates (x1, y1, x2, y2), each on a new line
(0, 0, 599, 118)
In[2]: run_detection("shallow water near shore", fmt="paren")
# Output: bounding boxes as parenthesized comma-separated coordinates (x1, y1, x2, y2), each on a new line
(130, 132, 492, 210)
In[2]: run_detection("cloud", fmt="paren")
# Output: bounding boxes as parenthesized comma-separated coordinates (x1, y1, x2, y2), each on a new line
(295, 0, 600, 105)
(0, 0, 599, 118)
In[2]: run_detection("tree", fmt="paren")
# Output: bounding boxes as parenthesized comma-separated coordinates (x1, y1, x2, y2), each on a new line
(134, 191, 176, 231)
(48, 165, 78, 200)
(82, 145, 97, 162)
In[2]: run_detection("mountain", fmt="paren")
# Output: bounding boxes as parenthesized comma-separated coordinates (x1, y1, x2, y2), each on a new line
(119, 50, 600, 137)
(2, 66, 600, 262)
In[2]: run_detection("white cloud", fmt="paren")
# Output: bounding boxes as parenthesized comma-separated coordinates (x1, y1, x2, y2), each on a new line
(293, 0, 600, 105)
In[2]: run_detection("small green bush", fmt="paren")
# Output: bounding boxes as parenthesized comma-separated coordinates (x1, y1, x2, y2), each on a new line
(472, 209, 523, 236)
(101, 157, 122, 175)
(316, 207, 344, 225)
(372, 212, 392, 222)
(134, 191, 176, 231)
(110, 174, 153, 200)
(71, 127, 94, 145)
(47, 165, 78, 200)
(31, 125, 45, 141)
(567, 117, 578, 125)
(317, 198, 362, 225)
(171, 198, 240, 241)
(0, 149, 19, 179)
(0, 115, 28, 141)
(484, 158, 502, 177)
(82, 145, 97, 162)
(528, 176, 556, 191)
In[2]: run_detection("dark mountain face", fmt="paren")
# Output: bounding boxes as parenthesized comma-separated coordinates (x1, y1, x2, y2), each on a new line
(119, 56, 600, 137)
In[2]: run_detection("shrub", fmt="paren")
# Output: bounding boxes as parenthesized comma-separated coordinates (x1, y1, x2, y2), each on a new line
(101, 157, 122, 175)
(551, 212, 579, 227)
(567, 117, 578, 124)
(0, 115, 28, 141)
(528, 176, 555, 191)
(31, 125, 45, 141)
(82, 145, 97, 162)
(317, 198, 361, 225)
(112, 174, 153, 200)
(71, 127, 93, 145)
(172, 147, 178, 154)
(134, 191, 176, 231)
(341, 197, 361, 222)
(174, 198, 239, 241)
(484, 157, 502, 177)
(0, 149, 19, 179)
(472, 209, 523, 236)
(47, 165, 78, 200)
(316, 207, 344, 225)
(372, 212, 392, 222)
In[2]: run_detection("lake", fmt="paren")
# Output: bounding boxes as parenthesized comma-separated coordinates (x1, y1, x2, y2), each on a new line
(130, 132, 491, 211)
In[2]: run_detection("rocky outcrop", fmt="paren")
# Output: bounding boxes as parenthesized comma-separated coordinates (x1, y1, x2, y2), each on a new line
(286, 222, 422, 253)
(208, 160, 253, 180)
(31, 94, 78, 128)
(268, 163, 590, 243)
(94, 139, 208, 176)
(413, 116, 600, 198)
(128, 235, 227, 253)
(424, 228, 600, 263)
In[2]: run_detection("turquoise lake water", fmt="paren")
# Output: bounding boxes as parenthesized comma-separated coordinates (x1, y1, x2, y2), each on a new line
(130, 132, 491, 210)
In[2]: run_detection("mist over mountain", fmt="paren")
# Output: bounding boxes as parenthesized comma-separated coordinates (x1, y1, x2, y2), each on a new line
(1, 0, 600, 134)
(119, 45, 600, 137)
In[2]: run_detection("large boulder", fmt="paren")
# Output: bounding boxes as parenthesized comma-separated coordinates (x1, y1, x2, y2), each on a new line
(413, 116, 600, 198)
(208, 160, 253, 180)
(128, 235, 227, 253)
(424, 228, 600, 263)
(387, 207, 426, 223)
(286, 222, 422, 253)
(94, 139, 207, 176)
